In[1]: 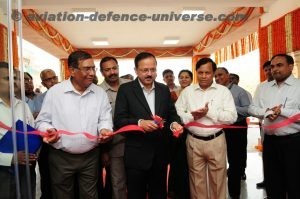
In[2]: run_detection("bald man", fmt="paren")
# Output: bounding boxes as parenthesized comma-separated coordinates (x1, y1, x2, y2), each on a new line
(32, 69, 58, 117)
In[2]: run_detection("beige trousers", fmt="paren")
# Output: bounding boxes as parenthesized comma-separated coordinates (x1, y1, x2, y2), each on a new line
(186, 133, 227, 199)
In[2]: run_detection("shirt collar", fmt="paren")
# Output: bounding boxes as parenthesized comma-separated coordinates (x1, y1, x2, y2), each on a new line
(193, 81, 217, 91)
(101, 78, 127, 92)
(64, 78, 95, 95)
(270, 74, 296, 87)
(138, 78, 155, 91)
(226, 82, 234, 89)
(0, 97, 21, 107)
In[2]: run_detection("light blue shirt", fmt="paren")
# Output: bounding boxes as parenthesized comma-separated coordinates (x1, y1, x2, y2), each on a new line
(25, 96, 35, 113)
(32, 92, 47, 113)
(248, 75, 300, 136)
(35, 79, 113, 154)
(227, 83, 251, 122)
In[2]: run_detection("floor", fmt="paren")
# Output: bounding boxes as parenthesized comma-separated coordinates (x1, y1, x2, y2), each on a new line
(237, 152, 267, 199)
(35, 123, 268, 199)
(234, 123, 267, 199)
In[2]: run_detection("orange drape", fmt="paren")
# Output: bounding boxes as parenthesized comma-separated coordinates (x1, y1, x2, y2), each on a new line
(259, 8, 300, 82)
(60, 58, 70, 79)
(0, 23, 19, 67)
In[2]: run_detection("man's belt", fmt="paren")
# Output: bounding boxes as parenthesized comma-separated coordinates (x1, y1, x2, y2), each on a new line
(188, 130, 224, 141)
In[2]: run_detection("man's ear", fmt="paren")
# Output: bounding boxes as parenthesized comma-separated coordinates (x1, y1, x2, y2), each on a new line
(289, 64, 294, 72)
(69, 67, 75, 76)
(41, 81, 46, 87)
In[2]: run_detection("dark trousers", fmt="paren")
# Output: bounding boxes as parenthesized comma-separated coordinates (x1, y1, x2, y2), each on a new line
(74, 149, 112, 199)
(126, 162, 167, 199)
(225, 119, 248, 198)
(0, 165, 36, 199)
(263, 132, 300, 199)
(48, 147, 100, 199)
(168, 131, 190, 199)
(38, 143, 52, 199)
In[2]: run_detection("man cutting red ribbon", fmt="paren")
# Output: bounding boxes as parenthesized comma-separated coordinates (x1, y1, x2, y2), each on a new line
(114, 52, 183, 199)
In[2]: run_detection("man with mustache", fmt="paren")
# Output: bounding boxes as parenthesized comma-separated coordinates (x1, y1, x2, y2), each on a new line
(175, 58, 237, 199)
(0, 62, 38, 199)
(35, 51, 113, 199)
(114, 52, 183, 199)
(99, 56, 130, 199)
(248, 54, 300, 198)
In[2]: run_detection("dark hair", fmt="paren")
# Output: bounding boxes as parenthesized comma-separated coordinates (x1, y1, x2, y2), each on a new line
(178, 69, 193, 80)
(262, 61, 271, 69)
(134, 52, 156, 68)
(162, 69, 174, 77)
(68, 50, 92, 69)
(100, 56, 118, 71)
(216, 67, 229, 74)
(270, 54, 294, 65)
(120, 74, 134, 80)
(196, 58, 217, 72)
(24, 72, 33, 80)
(0, 61, 9, 69)
(229, 73, 239, 80)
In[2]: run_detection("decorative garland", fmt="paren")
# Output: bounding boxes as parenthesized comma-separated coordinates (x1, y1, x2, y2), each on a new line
(193, 7, 263, 55)
(21, 9, 193, 59)
(214, 32, 258, 64)
(22, 9, 76, 54)
(82, 47, 193, 59)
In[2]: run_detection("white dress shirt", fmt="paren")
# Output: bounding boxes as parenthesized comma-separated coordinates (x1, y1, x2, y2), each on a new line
(248, 75, 300, 136)
(175, 82, 237, 136)
(0, 97, 34, 166)
(35, 79, 113, 154)
(138, 79, 155, 115)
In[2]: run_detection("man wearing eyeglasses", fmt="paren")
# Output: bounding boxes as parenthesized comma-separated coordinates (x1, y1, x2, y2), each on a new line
(114, 52, 183, 199)
(35, 50, 113, 199)
(32, 69, 58, 118)
(32, 69, 58, 199)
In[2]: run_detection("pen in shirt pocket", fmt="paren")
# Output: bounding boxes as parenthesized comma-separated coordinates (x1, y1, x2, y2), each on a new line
(283, 97, 287, 108)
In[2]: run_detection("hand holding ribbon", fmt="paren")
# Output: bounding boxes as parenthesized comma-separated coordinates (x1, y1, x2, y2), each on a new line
(152, 115, 165, 129)
(152, 115, 183, 138)
(43, 128, 60, 144)
(98, 128, 114, 143)
(266, 104, 282, 121)
(171, 122, 184, 138)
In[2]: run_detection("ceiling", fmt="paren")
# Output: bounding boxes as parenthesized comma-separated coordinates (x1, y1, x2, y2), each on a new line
(21, 0, 275, 58)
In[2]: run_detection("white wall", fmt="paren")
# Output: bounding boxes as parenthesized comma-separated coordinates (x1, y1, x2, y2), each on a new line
(216, 49, 260, 95)
(21, 38, 60, 92)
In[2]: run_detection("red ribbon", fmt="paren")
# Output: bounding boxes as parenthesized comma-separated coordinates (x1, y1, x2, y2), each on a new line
(0, 121, 144, 141)
(1, 113, 299, 141)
